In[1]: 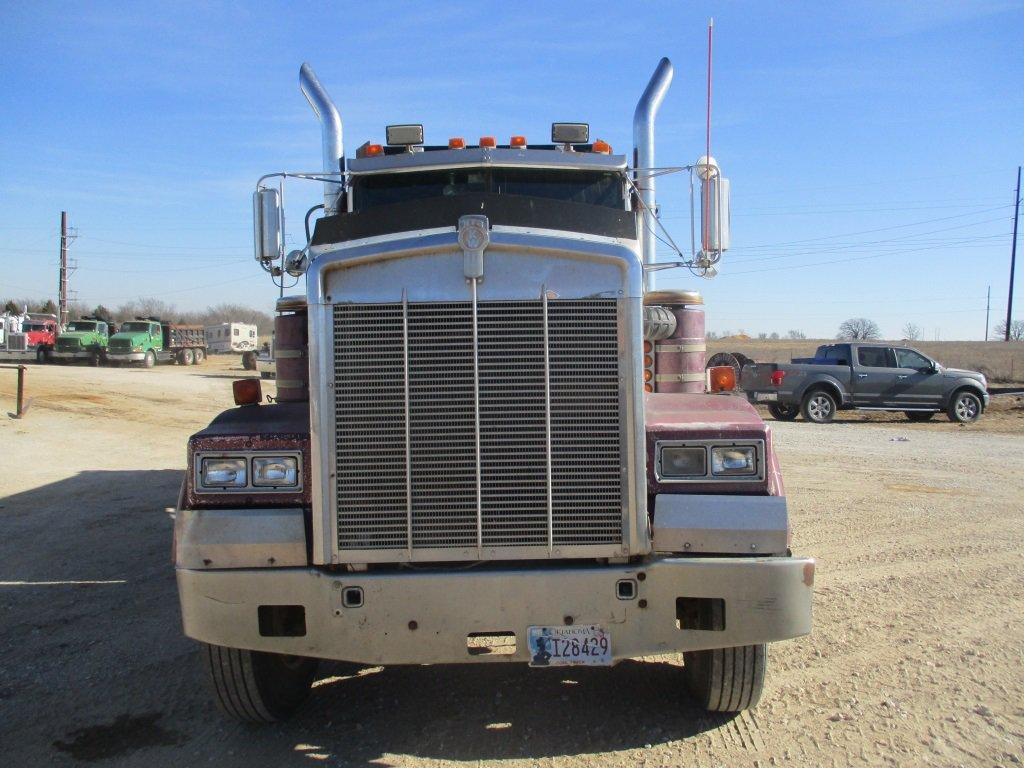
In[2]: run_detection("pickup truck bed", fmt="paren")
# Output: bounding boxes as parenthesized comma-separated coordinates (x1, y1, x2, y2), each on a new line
(740, 342, 989, 424)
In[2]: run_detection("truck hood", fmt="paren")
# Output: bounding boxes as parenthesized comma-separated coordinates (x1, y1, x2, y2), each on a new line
(110, 333, 148, 345)
(646, 392, 766, 433)
(58, 331, 100, 343)
(942, 367, 985, 381)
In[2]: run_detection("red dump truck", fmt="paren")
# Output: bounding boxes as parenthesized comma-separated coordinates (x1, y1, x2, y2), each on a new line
(173, 59, 814, 726)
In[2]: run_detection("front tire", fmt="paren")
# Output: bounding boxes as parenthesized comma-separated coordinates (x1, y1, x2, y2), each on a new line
(768, 403, 800, 421)
(36, 347, 51, 364)
(203, 644, 318, 723)
(904, 411, 934, 422)
(947, 390, 982, 423)
(143, 350, 156, 368)
(801, 388, 836, 424)
(684, 644, 766, 712)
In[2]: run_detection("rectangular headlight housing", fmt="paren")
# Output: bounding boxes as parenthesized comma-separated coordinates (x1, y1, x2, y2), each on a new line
(200, 457, 247, 488)
(659, 446, 707, 478)
(711, 446, 757, 476)
(551, 122, 589, 143)
(252, 456, 299, 487)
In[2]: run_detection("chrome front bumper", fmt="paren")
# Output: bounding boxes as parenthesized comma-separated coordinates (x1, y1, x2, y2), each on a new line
(106, 352, 146, 362)
(177, 556, 814, 664)
(52, 350, 93, 360)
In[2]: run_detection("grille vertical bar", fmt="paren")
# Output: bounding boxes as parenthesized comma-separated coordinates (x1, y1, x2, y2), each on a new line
(333, 299, 623, 557)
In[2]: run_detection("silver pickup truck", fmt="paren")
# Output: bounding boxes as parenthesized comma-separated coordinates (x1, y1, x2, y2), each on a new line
(741, 342, 989, 424)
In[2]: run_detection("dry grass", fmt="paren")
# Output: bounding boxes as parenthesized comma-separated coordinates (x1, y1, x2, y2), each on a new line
(707, 339, 1024, 383)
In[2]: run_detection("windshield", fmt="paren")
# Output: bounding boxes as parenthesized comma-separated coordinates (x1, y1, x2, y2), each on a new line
(67, 322, 97, 332)
(351, 168, 624, 211)
(120, 322, 153, 333)
(24, 322, 46, 332)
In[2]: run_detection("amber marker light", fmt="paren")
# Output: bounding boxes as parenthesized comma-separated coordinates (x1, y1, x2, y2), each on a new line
(365, 143, 384, 156)
(592, 139, 612, 154)
(643, 340, 653, 353)
(644, 383, 654, 393)
(643, 369, 653, 383)
(510, 135, 527, 148)
(448, 137, 466, 149)
(708, 366, 736, 393)
(479, 136, 497, 148)
(233, 378, 262, 406)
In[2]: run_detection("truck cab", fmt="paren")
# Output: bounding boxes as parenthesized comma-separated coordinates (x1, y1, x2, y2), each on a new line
(53, 318, 110, 365)
(107, 320, 163, 367)
(174, 60, 813, 725)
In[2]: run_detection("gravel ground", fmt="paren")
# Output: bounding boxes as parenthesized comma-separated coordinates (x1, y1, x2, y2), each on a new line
(1, 360, 1022, 767)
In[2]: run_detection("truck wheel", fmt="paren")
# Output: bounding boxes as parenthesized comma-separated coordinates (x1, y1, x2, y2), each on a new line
(684, 644, 766, 712)
(194, 349, 205, 364)
(947, 390, 982, 424)
(143, 350, 156, 368)
(36, 348, 51, 364)
(203, 643, 318, 723)
(183, 348, 195, 365)
(904, 411, 934, 422)
(89, 351, 101, 367)
(768, 403, 799, 421)
(801, 389, 836, 424)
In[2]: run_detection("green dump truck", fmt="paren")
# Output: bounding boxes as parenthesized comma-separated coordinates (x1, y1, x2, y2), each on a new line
(106, 317, 207, 368)
(52, 316, 111, 365)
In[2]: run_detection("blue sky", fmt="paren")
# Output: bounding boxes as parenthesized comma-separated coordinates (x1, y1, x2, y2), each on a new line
(1, 1, 1021, 339)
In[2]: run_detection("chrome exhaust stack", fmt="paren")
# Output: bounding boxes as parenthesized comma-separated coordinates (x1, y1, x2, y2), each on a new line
(633, 58, 674, 291)
(299, 63, 344, 215)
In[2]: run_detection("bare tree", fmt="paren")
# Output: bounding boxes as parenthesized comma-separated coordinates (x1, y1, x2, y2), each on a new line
(837, 317, 881, 340)
(786, 329, 806, 340)
(757, 332, 768, 340)
(902, 322, 921, 341)
(993, 319, 1024, 341)
(769, 331, 780, 340)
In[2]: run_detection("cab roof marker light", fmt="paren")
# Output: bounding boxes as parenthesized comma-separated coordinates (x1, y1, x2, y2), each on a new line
(479, 136, 497, 148)
(448, 137, 466, 149)
(592, 139, 612, 154)
(510, 135, 527, 148)
(355, 141, 384, 158)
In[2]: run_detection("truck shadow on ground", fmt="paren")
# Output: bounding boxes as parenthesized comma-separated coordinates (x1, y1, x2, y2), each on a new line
(275, 659, 739, 763)
(2, 469, 737, 766)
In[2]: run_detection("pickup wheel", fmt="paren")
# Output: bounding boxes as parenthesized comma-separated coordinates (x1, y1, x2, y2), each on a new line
(904, 411, 934, 422)
(684, 644, 766, 712)
(143, 350, 156, 368)
(947, 390, 982, 424)
(801, 388, 836, 424)
(768, 403, 800, 421)
(203, 643, 318, 723)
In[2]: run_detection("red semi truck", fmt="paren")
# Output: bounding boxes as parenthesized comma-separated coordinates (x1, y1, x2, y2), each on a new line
(174, 58, 814, 726)
(0, 312, 58, 362)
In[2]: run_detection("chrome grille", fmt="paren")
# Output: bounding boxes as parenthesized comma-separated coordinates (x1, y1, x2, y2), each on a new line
(333, 298, 624, 558)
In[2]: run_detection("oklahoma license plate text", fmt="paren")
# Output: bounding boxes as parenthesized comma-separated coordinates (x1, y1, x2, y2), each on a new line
(527, 625, 611, 667)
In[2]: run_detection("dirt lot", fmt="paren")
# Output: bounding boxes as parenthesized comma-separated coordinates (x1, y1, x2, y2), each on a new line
(1, 359, 1022, 767)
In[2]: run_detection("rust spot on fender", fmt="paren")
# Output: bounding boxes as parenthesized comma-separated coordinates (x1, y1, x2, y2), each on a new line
(803, 561, 816, 587)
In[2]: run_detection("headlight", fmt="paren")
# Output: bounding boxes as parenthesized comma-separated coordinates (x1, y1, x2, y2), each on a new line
(200, 457, 247, 487)
(660, 446, 707, 478)
(132, 344, 143, 352)
(252, 456, 298, 487)
(711, 446, 757, 476)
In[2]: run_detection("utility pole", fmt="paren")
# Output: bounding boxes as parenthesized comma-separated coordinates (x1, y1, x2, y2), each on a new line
(1006, 166, 1021, 341)
(985, 285, 991, 341)
(58, 211, 68, 327)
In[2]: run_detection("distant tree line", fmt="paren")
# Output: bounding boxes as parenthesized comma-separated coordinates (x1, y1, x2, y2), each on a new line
(2, 296, 273, 333)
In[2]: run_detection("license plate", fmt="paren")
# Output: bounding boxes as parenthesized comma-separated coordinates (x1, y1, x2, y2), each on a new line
(527, 625, 611, 667)
(754, 392, 779, 402)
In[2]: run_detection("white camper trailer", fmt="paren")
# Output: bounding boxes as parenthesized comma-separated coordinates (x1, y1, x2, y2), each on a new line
(203, 322, 257, 354)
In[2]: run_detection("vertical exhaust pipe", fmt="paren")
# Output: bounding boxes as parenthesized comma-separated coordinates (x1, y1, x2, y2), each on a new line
(633, 57, 674, 292)
(299, 63, 344, 215)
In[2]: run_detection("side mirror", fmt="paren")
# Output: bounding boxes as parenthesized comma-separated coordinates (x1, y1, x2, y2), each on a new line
(253, 188, 283, 263)
(700, 174, 731, 253)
